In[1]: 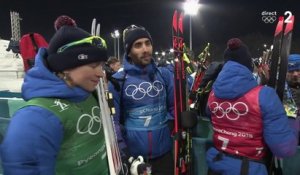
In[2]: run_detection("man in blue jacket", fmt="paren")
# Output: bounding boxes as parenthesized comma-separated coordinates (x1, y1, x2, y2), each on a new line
(285, 54, 300, 117)
(206, 38, 299, 175)
(284, 54, 300, 142)
(108, 25, 174, 175)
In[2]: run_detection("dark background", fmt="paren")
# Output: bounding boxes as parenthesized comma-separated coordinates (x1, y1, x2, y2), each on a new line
(1, 0, 300, 60)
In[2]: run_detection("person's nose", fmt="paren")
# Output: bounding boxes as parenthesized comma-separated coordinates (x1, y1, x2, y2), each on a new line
(142, 43, 151, 52)
(95, 65, 104, 77)
(291, 71, 298, 77)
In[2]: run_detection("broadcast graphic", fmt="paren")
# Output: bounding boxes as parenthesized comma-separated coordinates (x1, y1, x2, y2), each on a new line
(261, 10, 293, 24)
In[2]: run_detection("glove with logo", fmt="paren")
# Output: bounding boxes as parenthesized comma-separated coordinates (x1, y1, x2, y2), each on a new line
(128, 156, 152, 175)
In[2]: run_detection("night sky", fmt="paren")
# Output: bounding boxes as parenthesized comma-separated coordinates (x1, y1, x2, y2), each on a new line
(1, 0, 300, 59)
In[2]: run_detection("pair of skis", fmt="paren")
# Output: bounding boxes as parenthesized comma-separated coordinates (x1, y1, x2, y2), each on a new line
(267, 15, 295, 175)
(172, 10, 196, 175)
(268, 15, 294, 100)
(91, 19, 126, 175)
(97, 79, 125, 175)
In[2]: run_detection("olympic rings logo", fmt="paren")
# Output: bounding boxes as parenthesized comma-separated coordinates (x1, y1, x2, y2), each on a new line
(76, 106, 102, 135)
(209, 101, 248, 120)
(125, 80, 164, 100)
(262, 16, 276, 23)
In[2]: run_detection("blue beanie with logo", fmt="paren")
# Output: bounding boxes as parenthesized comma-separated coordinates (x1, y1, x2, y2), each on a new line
(288, 54, 300, 71)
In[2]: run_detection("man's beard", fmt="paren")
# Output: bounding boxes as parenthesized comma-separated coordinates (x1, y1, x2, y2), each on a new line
(288, 79, 300, 88)
(139, 54, 151, 65)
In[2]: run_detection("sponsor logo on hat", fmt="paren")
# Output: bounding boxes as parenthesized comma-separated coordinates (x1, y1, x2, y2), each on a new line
(78, 54, 88, 60)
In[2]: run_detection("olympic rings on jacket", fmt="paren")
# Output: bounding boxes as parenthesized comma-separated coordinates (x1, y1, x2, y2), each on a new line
(77, 106, 102, 135)
(209, 101, 249, 120)
(125, 81, 164, 100)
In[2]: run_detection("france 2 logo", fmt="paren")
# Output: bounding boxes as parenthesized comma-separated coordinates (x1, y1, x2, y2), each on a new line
(261, 11, 293, 24)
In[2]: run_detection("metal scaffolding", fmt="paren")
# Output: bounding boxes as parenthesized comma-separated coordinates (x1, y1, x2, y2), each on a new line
(10, 11, 22, 41)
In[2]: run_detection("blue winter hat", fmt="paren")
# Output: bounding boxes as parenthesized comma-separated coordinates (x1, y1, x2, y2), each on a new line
(288, 54, 300, 71)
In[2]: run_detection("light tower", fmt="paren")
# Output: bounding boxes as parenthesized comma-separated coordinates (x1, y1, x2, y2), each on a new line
(7, 11, 22, 54)
(10, 11, 21, 41)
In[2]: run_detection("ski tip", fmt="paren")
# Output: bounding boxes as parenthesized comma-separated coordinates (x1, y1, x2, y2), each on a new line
(284, 15, 294, 34)
(172, 10, 178, 31)
(278, 16, 284, 21)
(274, 16, 284, 36)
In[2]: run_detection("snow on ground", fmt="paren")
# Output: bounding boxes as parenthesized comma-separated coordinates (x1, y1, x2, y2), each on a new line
(0, 57, 24, 93)
(0, 39, 24, 93)
(0, 71, 23, 93)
